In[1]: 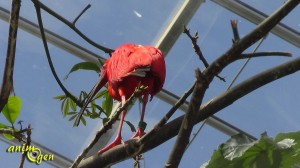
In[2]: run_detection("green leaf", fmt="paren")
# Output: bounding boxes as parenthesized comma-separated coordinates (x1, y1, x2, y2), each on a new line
(104, 92, 113, 116)
(64, 62, 100, 79)
(3, 133, 15, 140)
(81, 116, 86, 126)
(203, 131, 300, 168)
(2, 96, 22, 125)
(68, 114, 77, 121)
(0, 123, 17, 140)
(69, 99, 77, 111)
(53, 94, 67, 100)
(63, 98, 70, 118)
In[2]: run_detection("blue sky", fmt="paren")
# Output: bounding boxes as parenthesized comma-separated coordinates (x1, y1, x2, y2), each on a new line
(1, 0, 300, 167)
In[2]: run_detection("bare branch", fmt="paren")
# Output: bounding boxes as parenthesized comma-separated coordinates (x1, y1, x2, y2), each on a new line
(33, 2, 82, 106)
(0, 0, 21, 112)
(31, 0, 114, 54)
(241, 51, 292, 58)
(19, 125, 31, 168)
(165, 69, 207, 167)
(139, 81, 196, 144)
(0, 128, 27, 142)
(73, 4, 91, 25)
(231, 19, 240, 43)
(183, 26, 226, 82)
(204, 0, 300, 80)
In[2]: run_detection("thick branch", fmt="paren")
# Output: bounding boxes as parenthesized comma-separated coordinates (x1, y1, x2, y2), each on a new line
(0, 0, 21, 112)
(78, 56, 300, 168)
(165, 69, 207, 167)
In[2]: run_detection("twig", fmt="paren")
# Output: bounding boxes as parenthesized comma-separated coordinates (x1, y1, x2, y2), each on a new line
(165, 69, 207, 167)
(19, 125, 31, 168)
(71, 86, 146, 168)
(0, 128, 27, 142)
(33, 2, 82, 106)
(31, 0, 114, 54)
(204, 0, 300, 80)
(185, 119, 207, 151)
(227, 36, 267, 90)
(77, 55, 300, 168)
(241, 51, 292, 58)
(183, 26, 209, 67)
(183, 26, 226, 82)
(73, 4, 91, 25)
(0, 0, 21, 112)
(231, 19, 240, 43)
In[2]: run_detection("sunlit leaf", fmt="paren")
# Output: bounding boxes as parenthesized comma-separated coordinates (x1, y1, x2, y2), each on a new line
(104, 92, 113, 116)
(64, 62, 100, 79)
(92, 89, 108, 101)
(0, 123, 17, 140)
(2, 96, 22, 125)
(69, 99, 77, 111)
(63, 99, 69, 118)
(68, 114, 77, 121)
(53, 94, 66, 100)
(81, 116, 86, 126)
(203, 131, 300, 168)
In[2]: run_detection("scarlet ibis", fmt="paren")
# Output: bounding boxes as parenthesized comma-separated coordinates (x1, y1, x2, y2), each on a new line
(75, 44, 166, 153)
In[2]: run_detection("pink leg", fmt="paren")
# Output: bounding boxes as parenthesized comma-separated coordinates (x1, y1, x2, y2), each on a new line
(131, 94, 148, 139)
(98, 96, 126, 154)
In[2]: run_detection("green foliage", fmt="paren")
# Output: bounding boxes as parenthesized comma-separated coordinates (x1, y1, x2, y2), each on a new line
(0, 96, 22, 140)
(64, 62, 100, 80)
(55, 61, 113, 126)
(1, 96, 22, 126)
(202, 131, 300, 168)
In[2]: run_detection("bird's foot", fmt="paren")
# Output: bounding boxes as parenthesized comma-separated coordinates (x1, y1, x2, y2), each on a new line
(131, 127, 146, 139)
(131, 121, 147, 139)
(98, 136, 125, 154)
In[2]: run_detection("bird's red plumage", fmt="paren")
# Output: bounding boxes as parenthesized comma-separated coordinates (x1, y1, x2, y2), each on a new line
(102, 44, 165, 101)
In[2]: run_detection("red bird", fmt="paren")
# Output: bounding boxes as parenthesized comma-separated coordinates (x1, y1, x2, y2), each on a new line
(75, 44, 166, 153)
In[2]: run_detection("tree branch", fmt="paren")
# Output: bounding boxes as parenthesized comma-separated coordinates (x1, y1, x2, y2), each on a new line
(0, 0, 21, 112)
(31, 0, 114, 54)
(33, 2, 82, 106)
(165, 69, 207, 167)
(204, 0, 300, 80)
(77, 55, 300, 168)
(139, 81, 196, 144)
(19, 125, 31, 168)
